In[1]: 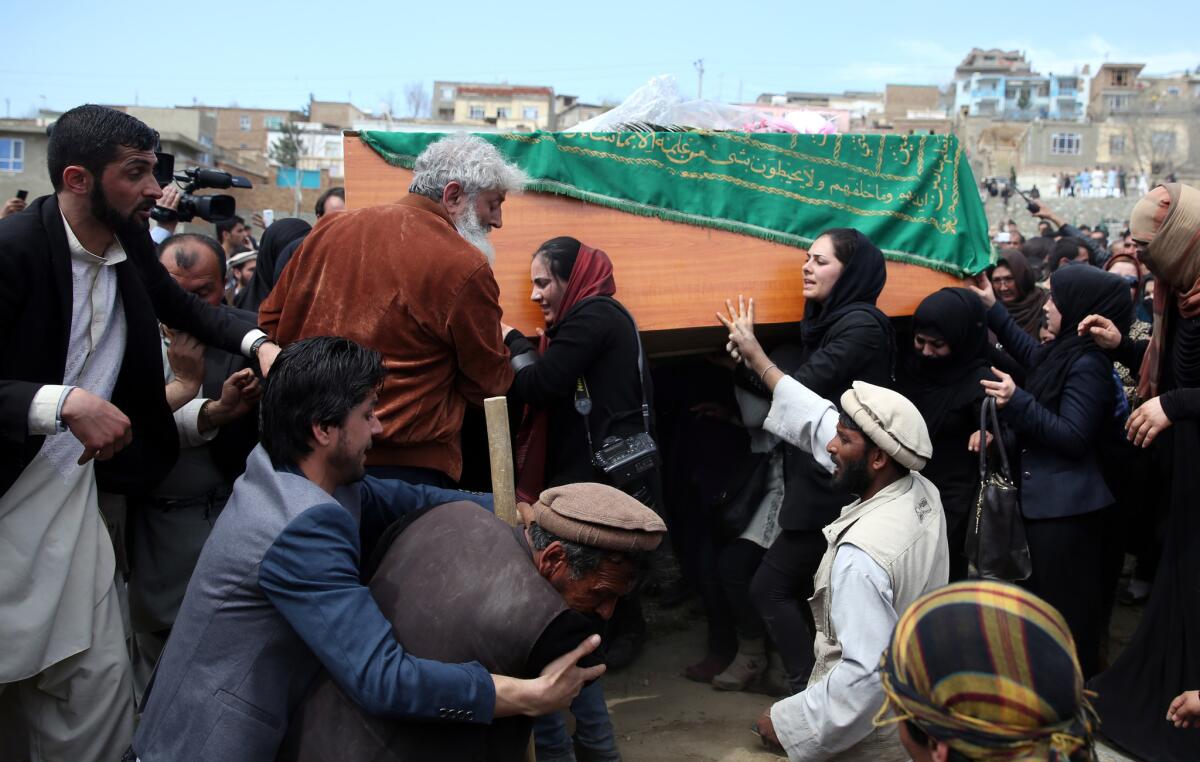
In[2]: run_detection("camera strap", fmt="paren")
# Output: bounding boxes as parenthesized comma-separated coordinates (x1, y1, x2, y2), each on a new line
(572, 296, 653, 440)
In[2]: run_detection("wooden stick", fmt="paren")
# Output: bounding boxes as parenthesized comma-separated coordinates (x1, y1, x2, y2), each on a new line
(483, 396, 537, 762)
(483, 396, 519, 527)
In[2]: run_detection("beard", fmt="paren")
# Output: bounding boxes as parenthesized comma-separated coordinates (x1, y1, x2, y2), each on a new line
(90, 183, 153, 234)
(831, 453, 872, 496)
(453, 202, 496, 265)
(329, 436, 368, 485)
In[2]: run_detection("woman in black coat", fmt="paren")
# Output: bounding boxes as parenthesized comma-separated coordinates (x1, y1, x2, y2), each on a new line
(896, 288, 992, 582)
(969, 265, 1130, 678)
(724, 227, 894, 691)
(503, 236, 652, 502)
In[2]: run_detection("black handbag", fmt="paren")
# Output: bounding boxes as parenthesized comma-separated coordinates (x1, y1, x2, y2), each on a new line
(965, 397, 1033, 581)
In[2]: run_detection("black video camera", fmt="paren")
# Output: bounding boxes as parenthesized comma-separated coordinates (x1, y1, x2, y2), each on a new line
(151, 152, 252, 223)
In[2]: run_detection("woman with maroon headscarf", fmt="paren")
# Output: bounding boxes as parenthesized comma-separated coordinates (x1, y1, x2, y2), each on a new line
(503, 236, 655, 503)
(502, 236, 658, 762)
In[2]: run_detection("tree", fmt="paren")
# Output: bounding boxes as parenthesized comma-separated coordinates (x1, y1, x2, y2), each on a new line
(1016, 88, 1032, 112)
(405, 81, 429, 119)
(269, 121, 305, 215)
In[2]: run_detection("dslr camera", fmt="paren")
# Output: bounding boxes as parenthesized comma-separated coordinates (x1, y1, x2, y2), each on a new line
(151, 152, 252, 223)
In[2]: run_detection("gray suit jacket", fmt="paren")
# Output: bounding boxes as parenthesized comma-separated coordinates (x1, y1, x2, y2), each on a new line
(133, 445, 362, 761)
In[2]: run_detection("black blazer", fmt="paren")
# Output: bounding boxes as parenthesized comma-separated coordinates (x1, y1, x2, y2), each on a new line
(197, 307, 261, 485)
(986, 302, 1115, 519)
(505, 296, 652, 488)
(0, 195, 257, 496)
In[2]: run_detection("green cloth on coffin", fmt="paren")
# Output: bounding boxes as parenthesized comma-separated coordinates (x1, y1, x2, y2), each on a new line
(359, 131, 992, 277)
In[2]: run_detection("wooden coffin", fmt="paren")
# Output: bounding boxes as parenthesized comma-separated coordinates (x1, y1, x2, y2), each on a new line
(343, 134, 959, 352)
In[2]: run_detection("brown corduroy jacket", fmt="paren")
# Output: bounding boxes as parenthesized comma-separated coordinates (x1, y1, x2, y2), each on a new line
(259, 194, 513, 480)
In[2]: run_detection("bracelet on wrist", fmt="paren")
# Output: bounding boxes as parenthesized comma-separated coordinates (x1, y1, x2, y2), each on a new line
(760, 364, 779, 382)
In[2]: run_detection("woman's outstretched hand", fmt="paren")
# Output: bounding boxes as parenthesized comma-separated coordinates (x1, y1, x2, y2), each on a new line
(716, 295, 764, 366)
(1077, 314, 1122, 350)
(965, 273, 997, 309)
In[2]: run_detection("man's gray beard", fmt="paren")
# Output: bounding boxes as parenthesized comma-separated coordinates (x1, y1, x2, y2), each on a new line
(454, 204, 496, 265)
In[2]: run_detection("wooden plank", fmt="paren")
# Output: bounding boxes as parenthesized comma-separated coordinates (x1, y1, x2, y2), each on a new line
(343, 135, 958, 337)
(483, 397, 519, 527)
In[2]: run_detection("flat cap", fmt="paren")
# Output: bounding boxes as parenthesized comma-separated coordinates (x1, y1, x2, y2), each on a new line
(839, 381, 932, 471)
(526, 482, 666, 553)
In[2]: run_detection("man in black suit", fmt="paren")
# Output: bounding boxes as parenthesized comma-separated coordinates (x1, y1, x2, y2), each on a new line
(0, 104, 280, 762)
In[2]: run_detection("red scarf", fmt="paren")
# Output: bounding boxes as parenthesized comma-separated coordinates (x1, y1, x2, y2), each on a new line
(514, 245, 616, 502)
(1139, 275, 1200, 400)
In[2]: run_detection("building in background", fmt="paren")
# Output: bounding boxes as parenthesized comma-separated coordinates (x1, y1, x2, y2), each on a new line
(431, 82, 555, 131)
(755, 90, 884, 129)
(0, 117, 51, 201)
(878, 84, 951, 133)
(953, 48, 1089, 121)
(265, 122, 346, 186)
(1088, 63, 1146, 120)
(554, 95, 610, 130)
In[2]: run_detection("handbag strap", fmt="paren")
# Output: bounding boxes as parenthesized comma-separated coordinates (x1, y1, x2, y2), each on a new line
(977, 397, 1013, 480)
(572, 296, 653, 435)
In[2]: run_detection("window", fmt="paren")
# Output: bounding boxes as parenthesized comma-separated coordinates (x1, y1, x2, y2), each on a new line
(1152, 131, 1177, 153)
(1106, 94, 1131, 112)
(264, 116, 284, 129)
(1166, 87, 1181, 97)
(199, 134, 213, 147)
(496, 107, 510, 119)
(1051, 133, 1082, 155)
(441, 86, 455, 100)
(522, 106, 539, 120)
(1112, 69, 1130, 87)
(239, 115, 251, 131)
(0, 138, 24, 172)
(469, 105, 485, 119)
(1109, 135, 1126, 155)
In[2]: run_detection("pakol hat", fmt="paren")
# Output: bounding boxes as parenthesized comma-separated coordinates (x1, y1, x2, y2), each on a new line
(227, 249, 258, 267)
(839, 381, 932, 471)
(522, 483, 666, 553)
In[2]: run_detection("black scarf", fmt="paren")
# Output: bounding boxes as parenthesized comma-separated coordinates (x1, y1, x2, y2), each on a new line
(996, 250, 1049, 337)
(898, 288, 991, 435)
(235, 217, 311, 313)
(799, 229, 893, 370)
(1026, 266, 1131, 411)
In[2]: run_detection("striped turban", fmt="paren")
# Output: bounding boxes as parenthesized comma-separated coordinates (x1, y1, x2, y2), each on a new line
(874, 581, 1097, 761)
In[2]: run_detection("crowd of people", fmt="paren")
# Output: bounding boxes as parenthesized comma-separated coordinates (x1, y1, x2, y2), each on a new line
(1051, 167, 1152, 199)
(2, 103, 1200, 762)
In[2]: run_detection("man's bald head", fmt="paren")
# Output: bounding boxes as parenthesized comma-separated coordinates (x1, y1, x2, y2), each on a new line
(158, 233, 226, 306)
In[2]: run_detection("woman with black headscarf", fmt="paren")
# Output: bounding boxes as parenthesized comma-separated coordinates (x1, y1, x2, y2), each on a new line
(718, 227, 894, 692)
(989, 249, 1049, 338)
(968, 266, 1131, 678)
(234, 218, 311, 313)
(896, 288, 991, 582)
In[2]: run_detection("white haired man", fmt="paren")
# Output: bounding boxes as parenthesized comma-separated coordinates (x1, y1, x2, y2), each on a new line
(260, 134, 527, 487)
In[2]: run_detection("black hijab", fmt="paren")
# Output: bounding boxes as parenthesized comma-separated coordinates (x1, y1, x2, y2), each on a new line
(1025, 266, 1131, 410)
(799, 229, 893, 369)
(898, 288, 991, 435)
(235, 217, 311, 312)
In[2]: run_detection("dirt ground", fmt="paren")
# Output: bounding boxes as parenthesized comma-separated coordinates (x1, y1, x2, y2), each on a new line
(599, 590, 1144, 761)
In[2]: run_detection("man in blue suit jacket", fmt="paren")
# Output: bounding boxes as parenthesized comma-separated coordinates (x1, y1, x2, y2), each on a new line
(132, 336, 604, 761)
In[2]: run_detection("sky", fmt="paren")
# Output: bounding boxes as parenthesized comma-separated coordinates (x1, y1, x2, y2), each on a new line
(3, 0, 1198, 119)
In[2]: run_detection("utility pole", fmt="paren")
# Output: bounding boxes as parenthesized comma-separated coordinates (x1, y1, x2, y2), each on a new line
(694, 59, 705, 100)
